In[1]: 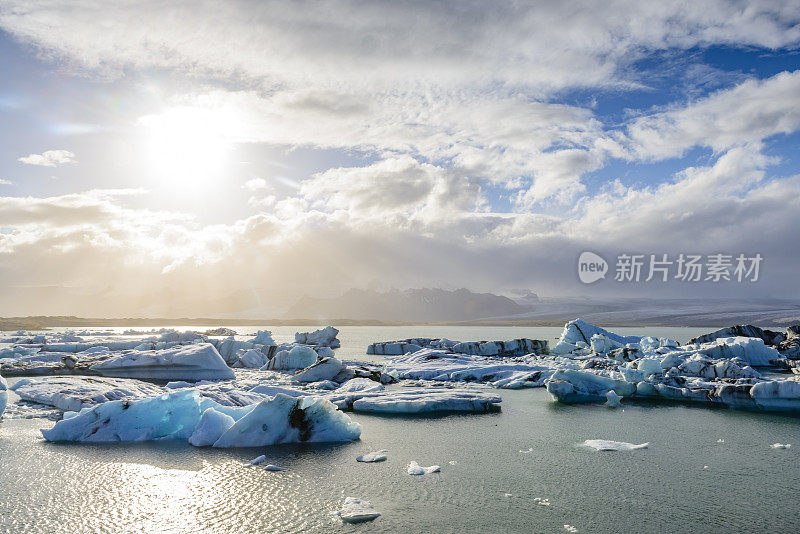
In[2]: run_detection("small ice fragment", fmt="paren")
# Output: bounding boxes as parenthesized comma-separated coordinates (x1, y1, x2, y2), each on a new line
(583, 439, 648, 451)
(263, 464, 283, 471)
(771, 443, 791, 449)
(519, 447, 534, 453)
(534, 497, 551, 506)
(703, 465, 709, 469)
(604, 390, 622, 408)
(504, 493, 513, 497)
(334, 497, 380, 524)
(717, 439, 725, 443)
(407, 461, 441, 475)
(448, 460, 458, 465)
(248, 455, 267, 466)
(357, 449, 388, 463)
(564, 525, 578, 533)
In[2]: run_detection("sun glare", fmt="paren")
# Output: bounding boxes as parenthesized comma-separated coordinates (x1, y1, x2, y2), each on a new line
(139, 106, 236, 189)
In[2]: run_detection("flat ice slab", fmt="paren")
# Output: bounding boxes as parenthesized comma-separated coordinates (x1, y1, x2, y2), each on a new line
(356, 450, 388, 462)
(407, 461, 441, 475)
(334, 497, 380, 523)
(92, 343, 235, 380)
(583, 439, 649, 451)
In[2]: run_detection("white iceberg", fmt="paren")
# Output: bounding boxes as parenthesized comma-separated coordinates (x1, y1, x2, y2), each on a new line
(553, 319, 641, 355)
(583, 439, 648, 451)
(92, 343, 235, 381)
(211, 394, 361, 448)
(291, 357, 347, 383)
(770, 443, 791, 449)
(262, 345, 318, 370)
(334, 497, 380, 524)
(604, 390, 623, 407)
(248, 330, 276, 346)
(340, 388, 501, 414)
(356, 449, 388, 462)
(407, 461, 440, 475)
(0, 371, 7, 420)
(188, 408, 235, 447)
(13, 376, 164, 412)
(295, 326, 340, 348)
(693, 337, 781, 366)
(41, 390, 361, 447)
(239, 349, 269, 369)
(41, 390, 206, 442)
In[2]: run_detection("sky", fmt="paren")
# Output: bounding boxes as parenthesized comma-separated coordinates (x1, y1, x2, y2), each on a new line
(0, 0, 799, 317)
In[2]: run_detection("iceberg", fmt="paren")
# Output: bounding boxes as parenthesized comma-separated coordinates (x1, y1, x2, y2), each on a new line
(92, 343, 235, 380)
(41, 390, 361, 446)
(262, 345, 318, 370)
(407, 461, 440, 475)
(211, 394, 361, 447)
(0, 370, 7, 420)
(770, 443, 791, 449)
(248, 330, 277, 346)
(368, 337, 547, 357)
(348, 388, 501, 414)
(546, 369, 636, 403)
(291, 357, 347, 383)
(334, 497, 380, 524)
(356, 449, 388, 462)
(13, 376, 164, 412)
(42, 390, 206, 442)
(294, 326, 340, 348)
(689, 325, 784, 346)
(553, 319, 641, 355)
(692, 337, 781, 366)
(239, 349, 269, 369)
(188, 408, 235, 447)
(583, 439, 648, 451)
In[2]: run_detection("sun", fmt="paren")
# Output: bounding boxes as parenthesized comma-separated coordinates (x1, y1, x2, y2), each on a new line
(139, 105, 236, 189)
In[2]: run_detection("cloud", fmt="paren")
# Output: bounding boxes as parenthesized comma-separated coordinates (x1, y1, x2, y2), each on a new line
(242, 177, 269, 191)
(17, 149, 77, 167)
(0, 179, 12, 185)
(626, 70, 800, 160)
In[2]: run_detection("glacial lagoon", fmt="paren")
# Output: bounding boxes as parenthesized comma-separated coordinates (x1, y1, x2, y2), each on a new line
(1, 326, 799, 533)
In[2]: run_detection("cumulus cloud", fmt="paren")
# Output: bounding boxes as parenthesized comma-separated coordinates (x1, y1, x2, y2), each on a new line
(626, 70, 800, 160)
(1, 1, 800, 314)
(17, 149, 77, 167)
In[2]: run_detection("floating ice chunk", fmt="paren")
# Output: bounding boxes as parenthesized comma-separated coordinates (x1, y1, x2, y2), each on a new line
(347, 388, 501, 414)
(212, 394, 361, 448)
(262, 345, 318, 370)
(248, 330, 276, 346)
(248, 455, 267, 466)
(291, 357, 346, 383)
(604, 390, 622, 408)
(717, 439, 725, 443)
(590, 334, 625, 354)
(0, 371, 7, 420)
(42, 390, 205, 442)
(337, 378, 384, 394)
(357, 449, 388, 462)
(555, 319, 641, 355)
(240, 349, 269, 369)
(546, 369, 635, 403)
(92, 343, 235, 380)
(189, 408, 235, 447)
(263, 464, 283, 471)
(334, 497, 380, 524)
(693, 337, 781, 366)
(533, 497, 551, 506)
(519, 447, 534, 453)
(295, 326, 340, 348)
(564, 525, 578, 533)
(771, 443, 791, 449)
(14, 376, 164, 412)
(407, 461, 440, 475)
(583, 439, 648, 451)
